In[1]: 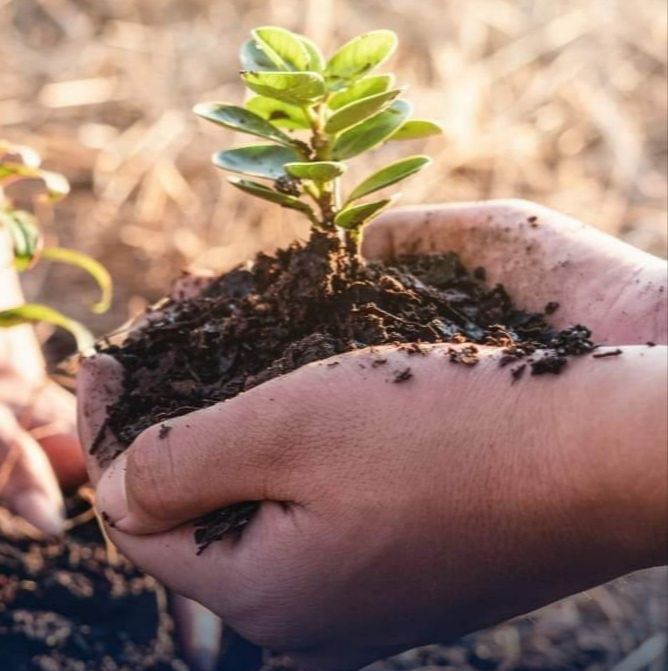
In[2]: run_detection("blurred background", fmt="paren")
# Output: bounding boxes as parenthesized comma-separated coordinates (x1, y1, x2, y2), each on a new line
(1, 0, 666, 337)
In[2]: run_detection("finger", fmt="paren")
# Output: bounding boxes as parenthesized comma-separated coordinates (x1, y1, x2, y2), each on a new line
(27, 381, 86, 490)
(0, 404, 65, 535)
(105, 501, 296, 629)
(103, 522, 240, 616)
(94, 375, 297, 534)
(77, 353, 125, 484)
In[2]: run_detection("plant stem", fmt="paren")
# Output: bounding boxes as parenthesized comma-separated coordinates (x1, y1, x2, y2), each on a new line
(309, 102, 337, 231)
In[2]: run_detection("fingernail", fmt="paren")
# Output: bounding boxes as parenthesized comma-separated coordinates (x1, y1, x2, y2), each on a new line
(13, 490, 65, 536)
(96, 452, 128, 525)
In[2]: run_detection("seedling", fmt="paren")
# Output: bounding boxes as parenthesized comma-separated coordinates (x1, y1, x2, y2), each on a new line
(194, 27, 442, 250)
(0, 140, 112, 352)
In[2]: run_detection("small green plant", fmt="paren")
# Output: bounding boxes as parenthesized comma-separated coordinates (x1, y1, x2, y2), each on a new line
(0, 140, 112, 352)
(194, 27, 442, 249)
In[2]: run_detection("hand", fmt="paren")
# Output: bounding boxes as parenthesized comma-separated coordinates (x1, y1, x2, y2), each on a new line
(363, 199, 667, 345)
(0, 229, 85, 534)
(77, 200, 668, 669)
(79, 345, 667, 670)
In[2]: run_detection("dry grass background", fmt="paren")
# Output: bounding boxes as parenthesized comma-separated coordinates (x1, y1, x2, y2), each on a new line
(1, 0, 666, 334)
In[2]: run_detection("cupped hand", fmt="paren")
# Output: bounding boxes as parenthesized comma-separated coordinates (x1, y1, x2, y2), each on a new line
(0, 230, 85, 534)
(363, 199, 667, 345)
(77, 201, 668, 669)
(78, 348, 667, 670)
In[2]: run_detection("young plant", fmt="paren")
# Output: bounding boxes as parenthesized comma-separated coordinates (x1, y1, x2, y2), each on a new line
(194, 27, 442, 250)
(0, 140, 112, 352)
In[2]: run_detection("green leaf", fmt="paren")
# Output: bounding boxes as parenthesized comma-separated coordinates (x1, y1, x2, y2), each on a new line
(241, 71, 326, 106)
(228, 178, 317, 221)
(0, 304, 95, 353)
(0, 209, 41, 271)
(251, 26, 310, 71)
(389, 119, 443, 141)
(245, 96, 311, 130)
(284, 161, 346, 181)
(347, 155, 431, 202)
(213, 145, 302, 180)
(324, 88, 402, 134)
(328, 74, 395, 110)
(40, 247, 113, 314)
(297, 35, 325, 71)
(334, 199, 391, 230)
(332, 100, 411, 160)
(0, 162, 70, 201)
(325, 30, 398, 88)
(240, 38, 281, 72)
(193, 102, 297, 147)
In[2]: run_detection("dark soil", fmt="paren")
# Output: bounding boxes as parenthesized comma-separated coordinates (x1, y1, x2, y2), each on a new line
(95, 230, 595, 552)
(0, 497, 188, 671)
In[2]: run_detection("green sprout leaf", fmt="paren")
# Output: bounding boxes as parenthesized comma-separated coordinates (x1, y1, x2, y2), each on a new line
(245, 96, 311, 130)
(332, 100, 411, 160)
(347, 155, 431, 202)
(241, 71, 326, 106)
(193, 102, 298, 147)
(0, 209, 41, 271)
(213, 145, 302, 180)
(240, 38, 281, 72)
(228, 178, 317, 221)
(251, 26, 311, 71)
(0, 304, 95, 353)
(389, 119, 443, 141)
(325, 30, 398, 88)
(325, 88, 402, 134)
(40, 247, 113, 314)
(297, 35, 325, 71)
(284, 161, 346, 181)
(0, 163, 70, 201)
(328, 74, 395, 110)
(334, 199, 391, 230)
(197, 28, 443, 244)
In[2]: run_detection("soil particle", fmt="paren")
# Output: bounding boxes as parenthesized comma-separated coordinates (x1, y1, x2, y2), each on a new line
(530, 352, 568, 375)
(392, 367, 413, 383)
(372, 358, 388, 367)
(400, 342, 428, 356)
(544, 301, 560, 315)
(446, 345, 480, 366)
(647, 341, 656, 347)
(98, 230, 595, 551)
(528, 215, 539, 227)
(511, 363, 527, 382)
(592, 348, 623, 358)
(158, 423, 172, 439)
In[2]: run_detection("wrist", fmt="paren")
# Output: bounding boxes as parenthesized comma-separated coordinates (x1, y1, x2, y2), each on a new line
(562, 346, 667, 572)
